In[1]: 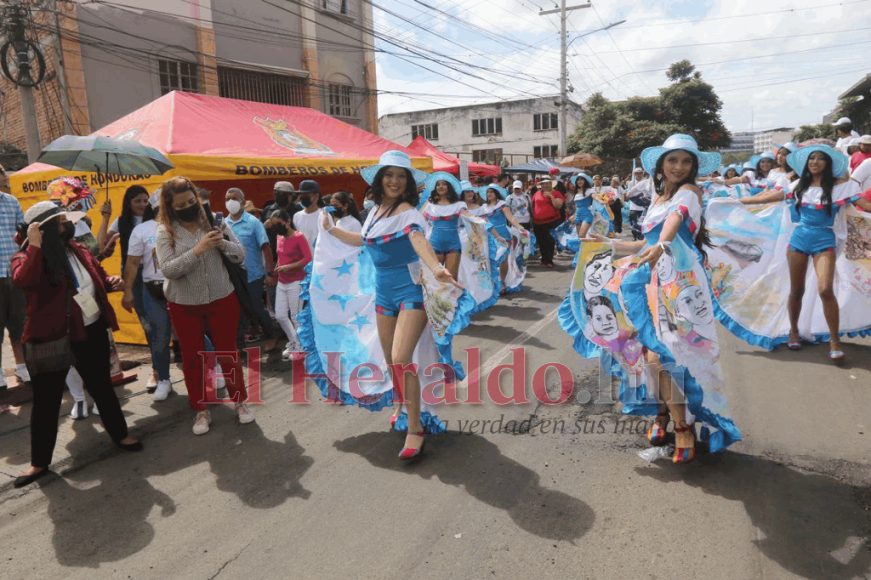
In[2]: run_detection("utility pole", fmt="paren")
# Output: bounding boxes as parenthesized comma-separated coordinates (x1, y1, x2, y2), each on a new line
(540, 2, 590, 158)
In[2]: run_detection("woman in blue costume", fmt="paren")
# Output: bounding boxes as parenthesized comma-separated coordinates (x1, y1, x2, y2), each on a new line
(420, 172, 469, 281)
(561, 134, 741, 464)
(572, 173, 595, 238)
(480, 184, 524, 293)
(722, 145, 871, 359)
(322, 151, 462, 460)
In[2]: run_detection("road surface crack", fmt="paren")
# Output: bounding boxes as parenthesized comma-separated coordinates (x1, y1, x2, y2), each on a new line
(208, 539, 254, 580)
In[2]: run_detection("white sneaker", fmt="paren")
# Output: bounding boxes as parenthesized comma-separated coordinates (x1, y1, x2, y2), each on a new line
(235, 402, 255, 424)
(15, 364, 30, 384)
(70, 400, 88, 420)
(281, 343, 300, 361)
(152, 380, 172, 401)
(91, 403, 99, 416)
(192, 410, 211, 435)
(215, 364, 225, 389)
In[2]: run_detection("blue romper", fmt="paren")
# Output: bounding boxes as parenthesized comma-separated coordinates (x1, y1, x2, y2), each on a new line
(573, 193, 593, 225)
(362, 208, 427, 317)
(482, 201, 511, 239)
(786, 181, 861, 256)
(423, 201, 466, 255)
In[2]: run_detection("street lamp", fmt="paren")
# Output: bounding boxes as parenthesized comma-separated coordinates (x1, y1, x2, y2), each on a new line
(566, 20, 627, 50)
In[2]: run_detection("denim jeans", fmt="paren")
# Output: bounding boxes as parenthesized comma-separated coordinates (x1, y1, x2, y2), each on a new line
(141, 284, 172, 381)
(237, 276, 276, 344)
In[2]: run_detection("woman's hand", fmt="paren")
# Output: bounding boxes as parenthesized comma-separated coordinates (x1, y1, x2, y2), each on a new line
(107, 276, 124, 292)
(322, 211, 333, 231)
(193, 229, 223, 257)
(580, 232, 610, 244)
(100, 200, 112, 217)
(101, 232, 119, 256)
(636, 243, 664, 267)
(27, 223, 42, 248)
(121, 290, 135, 312)
(434, 266, 464, 290)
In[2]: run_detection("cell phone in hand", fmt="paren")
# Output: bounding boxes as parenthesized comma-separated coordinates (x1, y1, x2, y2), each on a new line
(214, 212, 223, 228)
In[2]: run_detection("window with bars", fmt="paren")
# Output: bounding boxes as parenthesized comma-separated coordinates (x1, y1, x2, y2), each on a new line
(471, 117, 502, 136)
(533, 145, 559, 159)
(533, 113, 558, 131)
(322, 0, 349, 14)
(218, 67, 306, 107)
(472, 148, 503, 164)
(158, 59, 199, 95)
(327, 84, 353, 118)
(411, 123, 438, 141)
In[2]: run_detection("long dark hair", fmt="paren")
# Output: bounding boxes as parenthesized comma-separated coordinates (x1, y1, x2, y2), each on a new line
(40, 220, 70, 287)
(576, 178, 591, 196)
(794, 151, 835, 216)
(332, 190, 362, 224)
(370, 167, 419, 217)
(653, 152, 712, 260)
(119, 185, 153, 268)
(428, 180, 459, 204)
(776, 148, 794, 174)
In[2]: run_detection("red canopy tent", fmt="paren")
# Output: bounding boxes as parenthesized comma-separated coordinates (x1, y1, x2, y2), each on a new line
(406, 136, 500, 177)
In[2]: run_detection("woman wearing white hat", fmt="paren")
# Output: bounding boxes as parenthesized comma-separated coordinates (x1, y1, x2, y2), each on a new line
(323, 151, 462, 460)
(564, 134, 741, 463)
(420, 172, 468, 281)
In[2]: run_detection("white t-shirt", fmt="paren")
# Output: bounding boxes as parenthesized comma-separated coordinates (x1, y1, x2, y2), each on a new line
(66, 250, 101, 326)
(506, 193, 531, 223)
(108, 215, 143, 234)
(851, 157, 871, 192)
(336, 215, 362, 233)
(293, 209, 322, 249)
(836, 131, 861, 155)
(127, 220, 164, 282)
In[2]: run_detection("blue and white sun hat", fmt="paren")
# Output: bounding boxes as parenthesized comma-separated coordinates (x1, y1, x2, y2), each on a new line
(479, 184, 508, 200)
(571, 172, 593, 187)
(749, 151, 775, 169)
(742, 161, 756, 172)
(459, 179, 476, 192)
(640, 134, 721, 177)
(774, 141, 798, 154)
(360, 150, 429, 186)
(424, 171, 463, 199)
(787, 144, 850, 179)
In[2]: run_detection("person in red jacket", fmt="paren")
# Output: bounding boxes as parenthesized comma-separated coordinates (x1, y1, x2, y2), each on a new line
(11, 201, 142, 488)
(531, 178, 566, 268)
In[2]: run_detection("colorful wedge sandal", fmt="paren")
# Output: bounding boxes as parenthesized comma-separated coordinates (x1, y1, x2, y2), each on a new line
(672, 423, 696, 464)
(647, 413, 670, 446)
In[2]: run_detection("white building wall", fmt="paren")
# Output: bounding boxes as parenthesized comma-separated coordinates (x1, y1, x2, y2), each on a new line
(379, 97, 583, 164)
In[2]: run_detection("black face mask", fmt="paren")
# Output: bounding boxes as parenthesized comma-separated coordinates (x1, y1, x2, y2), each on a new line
(267, 224, 287, 238)
(176, 205, 200, 223)
(331, 207, 345, 219)
(59, 221, 75, 242)
(299, 195, 314, 208)
(274, 192, 289, 207)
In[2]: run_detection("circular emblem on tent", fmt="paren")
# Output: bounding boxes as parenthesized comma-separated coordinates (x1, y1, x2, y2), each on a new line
(254, 117, 337, 155)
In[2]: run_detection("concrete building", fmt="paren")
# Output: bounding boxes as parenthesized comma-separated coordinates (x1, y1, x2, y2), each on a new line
(719, 132, 754, 153)
(379, 97, 584, 166)
(753, 127, 794, 153)
(0, 0, 378, 168)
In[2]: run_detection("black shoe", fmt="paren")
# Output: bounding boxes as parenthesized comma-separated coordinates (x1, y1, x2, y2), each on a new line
(13, 468, 49, 488)
(116, 440, 143, 452)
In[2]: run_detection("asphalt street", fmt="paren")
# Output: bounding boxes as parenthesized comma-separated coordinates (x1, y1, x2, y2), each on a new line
(1, 251, 870, 580)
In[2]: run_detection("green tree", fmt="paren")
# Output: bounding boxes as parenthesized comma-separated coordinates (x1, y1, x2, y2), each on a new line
(793, 123, 838, 142)
(567, 61, 731, 169)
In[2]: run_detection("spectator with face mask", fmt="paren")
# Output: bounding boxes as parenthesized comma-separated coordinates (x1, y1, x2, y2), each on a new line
(360, 188, 375, 223)
(225, 187, 278, 350)
(261, 181, 297, 224)
(293, 179, 323, 249)
(11, 202, 142, 487)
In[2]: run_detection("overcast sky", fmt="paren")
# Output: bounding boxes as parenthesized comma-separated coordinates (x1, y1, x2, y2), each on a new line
(373, 0, 870, 135)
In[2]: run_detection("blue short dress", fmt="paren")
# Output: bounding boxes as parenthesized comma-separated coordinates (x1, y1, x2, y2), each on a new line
(786, 181, 862, 256)
(362, 208, 429, 317)
(423, 201, 466, 255)
(573, 192, 594, 225)
(481, 201, 511, 239)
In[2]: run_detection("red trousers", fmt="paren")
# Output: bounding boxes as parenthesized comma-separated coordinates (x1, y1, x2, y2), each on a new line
(168, 293, 247, 411)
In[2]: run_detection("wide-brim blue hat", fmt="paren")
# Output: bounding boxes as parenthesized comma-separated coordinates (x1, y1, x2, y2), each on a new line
(424, 171, 463, 198)
(571, 173, 593, 187)
(742, 162, 755, 171)
(750, 151, 775, 169)
(774, 141, 798, 154)
(479, 185, 508, 200)
(640, 133, 721, 177)
(459, 180, 476, 192)
(787, 145, 849, 178)
(360, 150, 429, 186)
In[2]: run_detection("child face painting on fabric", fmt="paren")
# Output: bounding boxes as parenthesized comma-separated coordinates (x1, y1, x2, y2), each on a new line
(584, 295, 645, 373)
(662, 276, 718, 348)
(582, 249, 614, 300)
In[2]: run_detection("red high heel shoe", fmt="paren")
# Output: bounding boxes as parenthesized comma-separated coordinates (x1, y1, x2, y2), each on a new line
(389, 414, 398, 429)
(399, 430, 426, 460)
(672, 423, 696, 464)
(647, 413, 670, 446)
